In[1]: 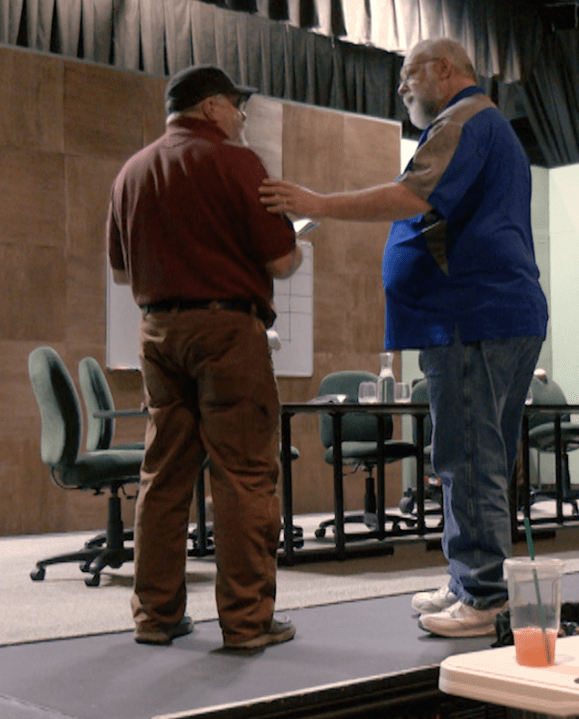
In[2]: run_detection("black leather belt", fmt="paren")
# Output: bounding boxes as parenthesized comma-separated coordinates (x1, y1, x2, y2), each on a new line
(141, 298, 259, 317)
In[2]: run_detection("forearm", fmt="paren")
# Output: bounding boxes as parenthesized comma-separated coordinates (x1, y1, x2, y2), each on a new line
(316, 183, 432, 222)
(259, 177, 432, 221)
(266, 242, 304, 279)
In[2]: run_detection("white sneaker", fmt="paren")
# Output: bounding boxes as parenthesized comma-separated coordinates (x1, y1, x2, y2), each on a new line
(411, 583, 458, 614)
(418, 600, 507, 638)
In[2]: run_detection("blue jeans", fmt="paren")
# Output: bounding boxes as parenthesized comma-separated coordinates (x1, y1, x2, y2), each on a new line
(421, 334, 543, 609)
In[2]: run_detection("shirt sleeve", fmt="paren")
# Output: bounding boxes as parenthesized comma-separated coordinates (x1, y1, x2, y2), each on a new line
(222, 143, 296, 264)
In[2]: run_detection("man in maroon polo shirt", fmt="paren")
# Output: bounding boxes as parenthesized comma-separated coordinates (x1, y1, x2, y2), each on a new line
(107, 65, 302, 649)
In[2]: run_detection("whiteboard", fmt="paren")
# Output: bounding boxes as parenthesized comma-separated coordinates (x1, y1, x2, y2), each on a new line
(106, 269, 141, 371)
(270, 240, 313, 377)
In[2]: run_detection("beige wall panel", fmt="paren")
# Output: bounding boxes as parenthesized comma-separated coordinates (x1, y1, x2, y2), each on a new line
(343, 114, 401, 188)
(313, 272, 384, 355)
(64, 61, 144, 158)
(282, 103, 344, 192)
(343, 221, 390, 276)
(65, 156, 126, 346)
(143, 76, 168, 145)
(0, 438, 67, 536)
(0, 47, 64, 153)
(0, 244, 67, 342)
(0, 148, 66, 246)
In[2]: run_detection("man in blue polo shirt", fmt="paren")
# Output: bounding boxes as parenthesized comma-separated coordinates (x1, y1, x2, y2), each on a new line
(259, 37, 548, 638)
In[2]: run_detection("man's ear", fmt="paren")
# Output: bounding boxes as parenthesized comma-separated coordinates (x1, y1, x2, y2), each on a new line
(437, 56, 453, 79)
(200, 96, 218, 121)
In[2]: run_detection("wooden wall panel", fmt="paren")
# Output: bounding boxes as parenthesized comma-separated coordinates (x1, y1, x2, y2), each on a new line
(0, 45, 404, 536)
(65, 156, 124, 347)
(0, 244, 67, 342)
(64, 61, 144, 157)
(0, 148, 66, 246)
(0, 47, 64, 153)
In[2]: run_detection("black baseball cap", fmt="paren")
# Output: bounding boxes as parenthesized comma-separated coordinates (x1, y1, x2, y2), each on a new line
(165, 65, 257, 114)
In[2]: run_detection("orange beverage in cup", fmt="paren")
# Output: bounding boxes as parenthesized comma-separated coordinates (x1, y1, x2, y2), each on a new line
(513, 627, 557, 667)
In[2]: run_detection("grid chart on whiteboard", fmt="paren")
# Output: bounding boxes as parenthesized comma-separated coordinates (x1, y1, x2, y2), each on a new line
(271, 241, 313, 377)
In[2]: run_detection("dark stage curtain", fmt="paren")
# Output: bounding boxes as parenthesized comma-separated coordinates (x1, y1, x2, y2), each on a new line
(518, 30, 579, 169)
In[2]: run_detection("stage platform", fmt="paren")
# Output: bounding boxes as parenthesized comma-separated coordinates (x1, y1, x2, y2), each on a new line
(3, 575, 579, 719)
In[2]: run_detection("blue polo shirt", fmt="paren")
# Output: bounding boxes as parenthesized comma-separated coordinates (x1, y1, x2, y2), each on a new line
(383, 86, 548, 350)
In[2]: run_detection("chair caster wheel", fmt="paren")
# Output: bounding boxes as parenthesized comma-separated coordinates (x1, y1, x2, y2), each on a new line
(84, 573, 101, 587)
(314, 528, 326, 538)
(30, 567, 45, 581)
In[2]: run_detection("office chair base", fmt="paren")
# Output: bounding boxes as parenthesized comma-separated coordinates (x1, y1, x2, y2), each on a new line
(314, 512, 416, 539)
(30, 488, 134, 587)
(30, 545, 134, 587)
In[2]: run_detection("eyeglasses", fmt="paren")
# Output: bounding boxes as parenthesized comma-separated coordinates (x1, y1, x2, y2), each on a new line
(399, 58, 441, 85)
(226, 94, 247, 111)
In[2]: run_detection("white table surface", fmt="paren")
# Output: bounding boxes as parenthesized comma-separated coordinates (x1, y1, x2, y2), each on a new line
(439, 635, 579, 717)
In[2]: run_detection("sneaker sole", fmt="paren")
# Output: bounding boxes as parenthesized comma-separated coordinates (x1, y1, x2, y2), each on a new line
(418, 618, 496, 638)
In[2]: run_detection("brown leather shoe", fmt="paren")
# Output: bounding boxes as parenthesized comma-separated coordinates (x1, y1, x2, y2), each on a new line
(134, 615, 194, 645)
(223, 617, 296, 650)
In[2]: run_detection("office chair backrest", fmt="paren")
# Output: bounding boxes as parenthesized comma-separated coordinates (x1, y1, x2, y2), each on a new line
(78, 357, 116, 451)
(318, 370, 393, 448)
(28, 346, 82, 471)
(528, 376, 570, 430)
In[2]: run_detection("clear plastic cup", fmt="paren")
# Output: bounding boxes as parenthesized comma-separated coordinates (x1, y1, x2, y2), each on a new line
(358, 381, 378, 404)
(394, 382, 411, 403)
(503, 557, 564, 667)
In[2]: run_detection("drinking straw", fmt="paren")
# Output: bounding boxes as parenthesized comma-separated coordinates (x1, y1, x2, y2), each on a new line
(523, 516, 552, 664)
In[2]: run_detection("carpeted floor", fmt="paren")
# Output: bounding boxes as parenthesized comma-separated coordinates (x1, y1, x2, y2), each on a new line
(3, 513, 579, 647)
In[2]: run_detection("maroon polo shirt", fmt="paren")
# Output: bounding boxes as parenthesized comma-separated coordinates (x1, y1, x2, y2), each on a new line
(107, 117, 296, 323)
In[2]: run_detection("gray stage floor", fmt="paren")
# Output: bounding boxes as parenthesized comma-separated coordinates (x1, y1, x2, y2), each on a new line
(4, 575, 579, 719)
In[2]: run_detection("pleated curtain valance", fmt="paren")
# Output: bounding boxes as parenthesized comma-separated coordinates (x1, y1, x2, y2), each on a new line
(0, 0, 544, 83)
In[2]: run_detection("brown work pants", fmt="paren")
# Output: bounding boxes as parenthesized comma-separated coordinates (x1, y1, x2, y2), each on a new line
(131, 306, 281, 645)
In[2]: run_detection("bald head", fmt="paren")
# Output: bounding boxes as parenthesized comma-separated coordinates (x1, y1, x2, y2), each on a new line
(399, 38, 478, 129)
(406, 38, 478, 82)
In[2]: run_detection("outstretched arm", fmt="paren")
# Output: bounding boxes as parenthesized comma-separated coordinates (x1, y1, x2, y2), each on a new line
(259, 178, 432, 222)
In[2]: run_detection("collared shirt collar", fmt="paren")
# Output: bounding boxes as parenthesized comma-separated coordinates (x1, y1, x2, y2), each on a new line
(166, 115, 228, 141)
(418, 85, 485, 146)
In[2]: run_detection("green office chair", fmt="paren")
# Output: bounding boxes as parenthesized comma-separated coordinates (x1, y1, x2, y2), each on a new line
(28, 346, 143, 586)
(527, 375, 579, 515)
(315, 370, 418, 540)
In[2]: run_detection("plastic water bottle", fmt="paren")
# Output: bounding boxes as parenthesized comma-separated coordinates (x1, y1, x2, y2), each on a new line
(377, 352, 395, 403)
